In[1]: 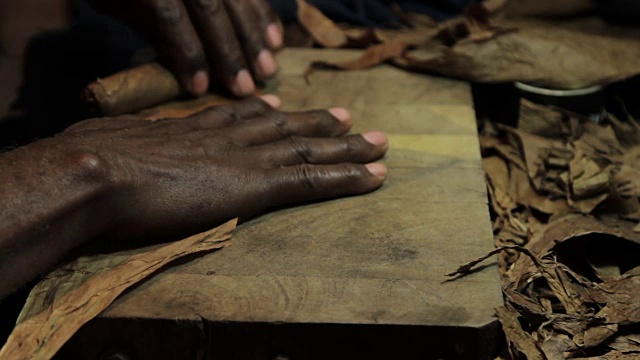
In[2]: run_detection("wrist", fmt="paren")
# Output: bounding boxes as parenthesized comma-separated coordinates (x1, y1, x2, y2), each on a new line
(0, 137, 118, 297)
(2, 137, 117, 245)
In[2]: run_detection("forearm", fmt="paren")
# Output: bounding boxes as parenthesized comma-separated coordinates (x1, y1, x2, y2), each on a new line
(0, 138, 113, 299)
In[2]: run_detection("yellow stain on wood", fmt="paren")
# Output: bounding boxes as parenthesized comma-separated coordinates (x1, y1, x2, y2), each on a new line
(387, 134, 480, 160)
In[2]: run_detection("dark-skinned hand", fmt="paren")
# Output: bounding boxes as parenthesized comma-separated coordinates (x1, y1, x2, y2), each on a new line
(56, 95, 388, 239)
(0, 96, 388, 298)
(90, 0, 282, 96)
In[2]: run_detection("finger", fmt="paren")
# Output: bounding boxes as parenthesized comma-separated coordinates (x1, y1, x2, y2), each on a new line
(183, 0, 256, 97)
(253, 132, 388, 167)
(221, 108, 353, 146)
(246, 0, 283, 49)
(223, 0, 277, 80)
(259, 94, 282, 109)
(108, 0, 209, 96)
(186, 96, 279, 129)
(264, 163, 388, 206)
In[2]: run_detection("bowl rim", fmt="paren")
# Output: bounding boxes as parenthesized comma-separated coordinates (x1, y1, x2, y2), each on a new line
(515, 82, 604, 97)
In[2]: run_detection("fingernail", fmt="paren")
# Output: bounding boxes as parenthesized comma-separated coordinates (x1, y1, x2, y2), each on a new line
(361, 131, 388, 147)
(365, 163, 388, 180)
(232, 69, 256, 96)
(256, 50, 278, 77)
(260, 94, 281, 108)
(266, 23, 283, 48)
(191, 70, 209, 95)
(328, 108, 351, 123)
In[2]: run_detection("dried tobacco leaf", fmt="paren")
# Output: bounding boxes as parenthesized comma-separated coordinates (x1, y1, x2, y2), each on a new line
(296, 0, 347, 48)
(399, 20, 640, 89)
(508, 165, 571, 215)
(480, 134, 527, 170)
(475, 85, 640, 357)
(539, 333, 577, 360)
(484, 156, 517, 217)
(373, 27, 439, 47)
(509, 215, 616, 290)
(496, 306, 546, 360)
(499, 125, 561, 192)
(575, 351, 640, 360)
(607, 334, 640, 355)
(309, 41, 407, 72)
(0, 219, 237, 360)
(590, 272, 640, 325)
(518, 99, 571, 138)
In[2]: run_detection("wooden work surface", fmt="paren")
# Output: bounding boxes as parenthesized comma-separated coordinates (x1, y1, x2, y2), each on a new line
(97, 49, 502, 332)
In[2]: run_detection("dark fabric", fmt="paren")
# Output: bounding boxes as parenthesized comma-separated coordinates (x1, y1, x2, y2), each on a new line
(268, 0, 478, 27)
(597, 0, 640, 24)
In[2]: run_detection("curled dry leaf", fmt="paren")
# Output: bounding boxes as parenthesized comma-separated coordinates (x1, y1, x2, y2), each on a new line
(309, 41, 407, 72)
(296, 0, 347, 48)
(398, 21, 640, 89)
(0, 219, 237, 360)
(496, 306, 546, 360)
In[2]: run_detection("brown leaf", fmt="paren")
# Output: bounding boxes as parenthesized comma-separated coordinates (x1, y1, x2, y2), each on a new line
(580, 324, 619, 349)
(0, 219, 237, 360)
(309, 41, 407, 72)
(591, 272, 640, 325)
(138, 94, 237, 120)
(496, 306, 546, 360)
(480, 134, 528, 170)
(574, 350, 640, 360)
(373, 28, 439, 47)
(518, 99, 567, 138)
(509, 165, 572, 215)
(500, 126, 561, 192)
(566, 148, 611, 213)
(484, 156, 517, 216)
(510, 215, 616, 290)
(539, 258, 589, 315)
(297, 0, 347, 48)
(446, 245, 540, 278)
(397, 20, 640, 89)
(539, 333, 577, 360)
(389, 3, 437, 28)
(607, 334, 640, 354)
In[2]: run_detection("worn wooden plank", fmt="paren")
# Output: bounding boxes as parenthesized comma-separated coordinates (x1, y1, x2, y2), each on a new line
(99, 49, 501, 331)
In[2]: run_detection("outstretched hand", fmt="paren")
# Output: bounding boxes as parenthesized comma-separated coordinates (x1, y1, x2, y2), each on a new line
(0, 96, 388, 298)
(91, 0, 282, 96)
(62, 95, 388, 240)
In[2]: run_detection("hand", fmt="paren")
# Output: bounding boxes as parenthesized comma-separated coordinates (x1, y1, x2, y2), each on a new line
(91, 0, 283, 97)
(62, 96, 388, 240)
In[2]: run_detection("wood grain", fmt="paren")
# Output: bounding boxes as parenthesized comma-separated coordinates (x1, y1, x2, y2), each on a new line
(99, 49, 502, 330)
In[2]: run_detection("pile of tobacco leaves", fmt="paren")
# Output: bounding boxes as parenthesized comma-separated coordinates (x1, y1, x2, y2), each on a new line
(292, 1, 640, 357)
(449, 100, 640, 359)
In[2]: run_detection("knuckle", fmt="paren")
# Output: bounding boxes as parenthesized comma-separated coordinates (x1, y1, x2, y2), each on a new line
(269, 112, 290, 136)
(193, 0, 222, 14)
(200, 105, 238, 127)
(288, 136, 313, 162)
(294, 164, 318, 193)
(183, 44, 203, 63)
(345, 136, 362, 157)
(309, 111, 338, 135)
(66, 150, 110, 181)
(337, 163, 364, 180)
(154, 0, 184, 24)
(252, 98, 272, 114)
(214, 104, 235, 117)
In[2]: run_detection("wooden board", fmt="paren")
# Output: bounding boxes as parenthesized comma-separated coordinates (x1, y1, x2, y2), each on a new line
(62, 49, 503, 359)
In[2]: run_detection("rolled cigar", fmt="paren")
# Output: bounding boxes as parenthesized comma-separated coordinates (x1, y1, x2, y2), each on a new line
(83, 62, 183, 116)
